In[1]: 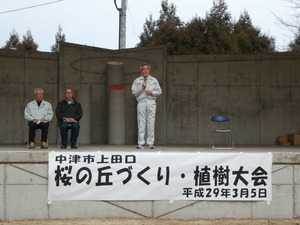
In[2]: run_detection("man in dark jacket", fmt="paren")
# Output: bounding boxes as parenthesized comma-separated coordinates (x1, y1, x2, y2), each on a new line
(56, 88, 83, 149)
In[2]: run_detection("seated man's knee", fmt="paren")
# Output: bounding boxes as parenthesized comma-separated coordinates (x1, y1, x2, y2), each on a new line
(41, 122, 49, 129)
(60, 122, 69, 129)
(28, 121, 36, 128)
(72, 122, 80, 129)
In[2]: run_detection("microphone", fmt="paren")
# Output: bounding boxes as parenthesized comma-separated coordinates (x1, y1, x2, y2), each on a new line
(142, 76, 147, 89)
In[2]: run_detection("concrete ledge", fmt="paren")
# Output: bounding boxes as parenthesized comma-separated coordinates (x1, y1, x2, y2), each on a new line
(0, 145, 300, 164)
(1, 145, 300, 220)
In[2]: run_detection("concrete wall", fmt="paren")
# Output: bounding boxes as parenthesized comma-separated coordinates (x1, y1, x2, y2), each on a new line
(0, 149, 299, 220)
(0, 50, 58, 144)
(58, 43, 167, 145)
(1, 43, 300, 145)
(166, 54, 300, 145)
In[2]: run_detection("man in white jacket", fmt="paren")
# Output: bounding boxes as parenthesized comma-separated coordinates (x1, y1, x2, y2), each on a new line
(24, 88, 53, 149)
(132, 64, 162, 149)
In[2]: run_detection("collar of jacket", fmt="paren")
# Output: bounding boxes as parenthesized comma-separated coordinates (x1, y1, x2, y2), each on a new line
(140, 75, 152, 80)
(63, 98, 76, 104)
(35, 100, 46, 106)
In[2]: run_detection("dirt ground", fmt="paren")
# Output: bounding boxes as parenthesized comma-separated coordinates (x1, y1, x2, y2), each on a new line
(0, 218, 300, 225)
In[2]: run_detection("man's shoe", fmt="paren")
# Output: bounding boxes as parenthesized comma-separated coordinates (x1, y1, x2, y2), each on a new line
(41, 141, 48, 149)
(71, 144, 78, 149)
(147, 144, 155, 149)
(28, 142, 35, 149)
(136, 144, 144, 149)
(60, 145, 67, 149)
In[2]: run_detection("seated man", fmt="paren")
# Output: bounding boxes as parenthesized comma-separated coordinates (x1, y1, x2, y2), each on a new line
(24, 88, 54, 149)
(56, 88, 83, 149)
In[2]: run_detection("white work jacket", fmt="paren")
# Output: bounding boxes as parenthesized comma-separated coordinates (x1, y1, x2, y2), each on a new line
(132, 75, 162, 102)
(24, 100, 53, 122)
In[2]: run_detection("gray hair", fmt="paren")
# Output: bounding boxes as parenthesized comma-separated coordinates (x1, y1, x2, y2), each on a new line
(140, 63, 151, 70)
(34, 88, 44, 94)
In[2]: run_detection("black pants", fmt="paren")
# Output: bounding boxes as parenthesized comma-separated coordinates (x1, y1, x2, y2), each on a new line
(28, 121, 49, 143)
(60, 122, 80, 146)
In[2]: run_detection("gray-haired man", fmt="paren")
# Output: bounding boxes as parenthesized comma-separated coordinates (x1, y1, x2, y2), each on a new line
(24, 88, 53, 149)
(132, 64, 162, 149)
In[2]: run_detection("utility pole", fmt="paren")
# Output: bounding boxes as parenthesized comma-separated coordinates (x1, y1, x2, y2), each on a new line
(114, 0, 127, 49)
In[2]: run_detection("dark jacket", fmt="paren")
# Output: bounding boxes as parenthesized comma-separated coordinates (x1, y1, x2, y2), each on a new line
(56, 99, 83, 123)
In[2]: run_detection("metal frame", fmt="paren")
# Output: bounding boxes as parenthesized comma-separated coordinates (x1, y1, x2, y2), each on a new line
(210, 115, 234, 150)
(57, 126, 79, 149)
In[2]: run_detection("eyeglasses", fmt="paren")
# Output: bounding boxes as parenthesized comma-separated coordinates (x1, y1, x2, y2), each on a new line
(65, 92, 73, 94)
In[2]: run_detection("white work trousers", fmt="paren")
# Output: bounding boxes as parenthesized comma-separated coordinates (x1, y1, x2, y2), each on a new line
(137, 101, 156, 145)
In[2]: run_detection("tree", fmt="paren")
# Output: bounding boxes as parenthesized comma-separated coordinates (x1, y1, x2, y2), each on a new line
(201, 0, 235, 54)
(2, 28, 20, 50)
(137, 0, 183, 54)
(16, 29, 38, 51)
(275, 0, 300, 51)
(137, 0, 275, 54)
(178, 17, 206, 54)
(288, 32, 300, 51)
(138, 14, 156, 47)
(51, 24, 66, 52)
(233, 11, 275, 53)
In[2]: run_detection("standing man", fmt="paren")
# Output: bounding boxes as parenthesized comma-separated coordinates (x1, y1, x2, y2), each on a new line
(132, 63, 162, 149)
(56, 88, 83, 149)
(24, 88, 53, 149)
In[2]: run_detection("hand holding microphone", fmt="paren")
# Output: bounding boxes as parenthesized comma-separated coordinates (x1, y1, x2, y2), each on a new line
(142, 76, 147, 89)
(142, 76, 152, 95)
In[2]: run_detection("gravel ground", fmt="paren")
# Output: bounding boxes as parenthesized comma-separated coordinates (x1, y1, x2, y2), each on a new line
(1, 218, 300, 225)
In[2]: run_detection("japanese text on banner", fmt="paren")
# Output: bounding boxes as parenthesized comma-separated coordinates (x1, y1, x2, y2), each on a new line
(48, 152, 272, 202)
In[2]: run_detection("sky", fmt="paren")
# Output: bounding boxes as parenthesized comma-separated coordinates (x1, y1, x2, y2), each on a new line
(0, 0, 295, 52)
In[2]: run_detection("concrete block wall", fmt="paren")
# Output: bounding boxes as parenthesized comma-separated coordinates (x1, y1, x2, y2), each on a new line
(166, 54, 300, 145)
(1, 44, 300, 145)
(0, 165, 4, 220)
(0, 150, 299, 220)
(57, 44, 300, 145)
(0, 50, 58, 145)
(58, 43, 167, 145)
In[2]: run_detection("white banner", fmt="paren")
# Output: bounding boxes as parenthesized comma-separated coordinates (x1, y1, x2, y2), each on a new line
(48, 151, 272, 202)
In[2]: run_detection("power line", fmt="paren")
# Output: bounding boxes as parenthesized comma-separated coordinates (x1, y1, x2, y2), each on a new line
(0, 0, 63, 15)
(127, 2, 139, 45)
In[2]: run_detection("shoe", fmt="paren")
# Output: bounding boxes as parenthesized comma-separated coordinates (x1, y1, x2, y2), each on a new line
(136, 144, 144, 149)
(147, 144, 155, 149)
(41, 141, 48, 149)
(28, 142, 35, 149)
(60, 145, 67, 149)
(71, 144, 78, 149)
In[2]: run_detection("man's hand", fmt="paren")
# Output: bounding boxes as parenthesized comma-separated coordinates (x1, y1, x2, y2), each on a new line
(146, 90, 152, 95)
(33, 119, 39, 123)
(142, 81, 147, 89)
(65, 117, 76, 123)
(40, 119, 47, 123)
